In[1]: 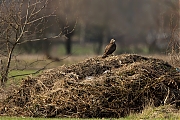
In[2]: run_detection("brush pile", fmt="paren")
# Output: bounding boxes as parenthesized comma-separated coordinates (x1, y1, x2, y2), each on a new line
(0, 54, 180, 118)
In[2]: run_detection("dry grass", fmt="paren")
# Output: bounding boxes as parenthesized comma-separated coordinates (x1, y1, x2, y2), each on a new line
(128, 105, 180, 120)
(0, 54, 179, 118)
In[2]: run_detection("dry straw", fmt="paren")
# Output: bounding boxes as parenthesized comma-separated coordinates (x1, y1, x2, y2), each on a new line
(0, 54, 180, 118)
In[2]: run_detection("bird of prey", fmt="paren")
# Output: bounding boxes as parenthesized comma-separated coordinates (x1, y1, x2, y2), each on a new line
(102, 39, 116, 58)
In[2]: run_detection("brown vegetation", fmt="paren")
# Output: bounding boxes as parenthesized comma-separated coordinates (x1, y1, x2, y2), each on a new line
(0, 54, 180, 118)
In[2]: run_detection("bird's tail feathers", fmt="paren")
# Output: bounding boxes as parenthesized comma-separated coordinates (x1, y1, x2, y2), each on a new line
(102, 54, 107, 58)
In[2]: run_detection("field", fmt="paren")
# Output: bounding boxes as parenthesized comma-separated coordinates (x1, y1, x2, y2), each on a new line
(0, 54, 180, 119)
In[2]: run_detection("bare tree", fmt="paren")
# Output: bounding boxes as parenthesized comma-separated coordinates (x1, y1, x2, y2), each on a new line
(166, 3, 180, 67)
(0, 0, 71, 85)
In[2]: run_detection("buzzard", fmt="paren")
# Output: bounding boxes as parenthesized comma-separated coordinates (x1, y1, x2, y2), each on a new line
(102, 39, 116, 58)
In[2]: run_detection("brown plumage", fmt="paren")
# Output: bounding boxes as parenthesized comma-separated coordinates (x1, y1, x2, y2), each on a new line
(102, 39, 116, 58)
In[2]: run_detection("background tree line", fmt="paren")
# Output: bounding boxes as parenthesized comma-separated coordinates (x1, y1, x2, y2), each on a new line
(18, 0, 179, 55)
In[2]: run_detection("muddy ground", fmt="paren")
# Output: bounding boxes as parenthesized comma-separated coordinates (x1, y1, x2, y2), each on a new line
(0, 54, 180, 118)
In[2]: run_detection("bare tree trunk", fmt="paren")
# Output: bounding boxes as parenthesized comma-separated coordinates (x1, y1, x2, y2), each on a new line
(0, 59, 4, 86)
(66, 38, 71, 55)
(1, 43, 16, 85)
(65, 32, 74, 55)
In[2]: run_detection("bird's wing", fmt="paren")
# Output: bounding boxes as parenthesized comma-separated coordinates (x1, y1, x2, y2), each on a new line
(104, 44, 111, 54)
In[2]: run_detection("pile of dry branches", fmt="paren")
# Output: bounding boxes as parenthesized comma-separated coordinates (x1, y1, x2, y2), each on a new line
(0, 54, 180, 118)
